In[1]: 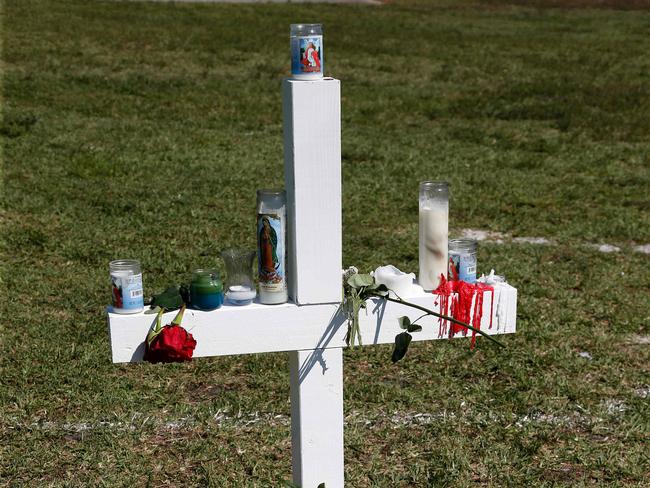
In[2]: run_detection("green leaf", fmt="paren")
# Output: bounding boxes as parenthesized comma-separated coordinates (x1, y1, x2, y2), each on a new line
(370, 283, 389, 296)
(150, 285, 184, 310)
(347, 273, 374, 289)
(179, 283, 190, 304)
(146, 308, 165, 346)
(392, 331, 412, 363)
(171, 304, 186, 326)
(407, 323, 423, 333)
(398, 316, 411, 330)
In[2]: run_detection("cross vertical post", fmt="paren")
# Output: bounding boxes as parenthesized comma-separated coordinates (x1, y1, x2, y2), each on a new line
(283, 78, 342, 306)
(283, 78, 344, 487)
(289, 348, 344, 488)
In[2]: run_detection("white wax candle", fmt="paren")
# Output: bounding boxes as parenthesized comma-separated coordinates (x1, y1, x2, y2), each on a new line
(373, 265, 418, 298)
(111, 270, 131, 278)
(226, 285, 257, 305)
(418, 206, 448, 290)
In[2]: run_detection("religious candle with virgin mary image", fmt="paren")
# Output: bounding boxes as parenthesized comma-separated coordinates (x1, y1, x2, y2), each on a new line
(256, 189, 288, 304)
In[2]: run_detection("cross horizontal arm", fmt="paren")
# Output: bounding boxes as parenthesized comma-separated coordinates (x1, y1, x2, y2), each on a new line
(107, 284, 516, 363)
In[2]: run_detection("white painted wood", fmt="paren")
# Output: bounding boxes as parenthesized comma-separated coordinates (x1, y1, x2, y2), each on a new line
(290, 348, 344, 488)
(107, 73, 520, 488)
(107, 284, 516, 363)
(107, 301, 339, 363)
(283, 78, 342, 305)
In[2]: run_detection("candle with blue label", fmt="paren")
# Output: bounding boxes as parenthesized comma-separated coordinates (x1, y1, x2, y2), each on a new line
(110, 260, 144, 314)
(448, 239, 478, 284)
(290, 24, 324, 80)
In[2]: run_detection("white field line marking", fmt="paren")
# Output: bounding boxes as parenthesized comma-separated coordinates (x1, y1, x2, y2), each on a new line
(512, 236, 555, 245)
(6, 399, 637, 435)
(625, 334, 650, 345)
(633, 244, 650, 254)
(599, 399, 627, 415)
(633, 386, 649, 399)
(585, 243, 621, 253)
(459, 228, 649, 254)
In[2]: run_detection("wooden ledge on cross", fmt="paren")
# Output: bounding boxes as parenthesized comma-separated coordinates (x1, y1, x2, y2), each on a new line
(107, 283, 517, 364)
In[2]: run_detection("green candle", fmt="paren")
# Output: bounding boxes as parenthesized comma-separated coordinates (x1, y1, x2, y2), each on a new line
(190, 269, 223, 310)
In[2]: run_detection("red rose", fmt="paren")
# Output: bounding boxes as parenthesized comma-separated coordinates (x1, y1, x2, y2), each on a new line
(145, 324, 196, 363)
(144, 305, 196, 364)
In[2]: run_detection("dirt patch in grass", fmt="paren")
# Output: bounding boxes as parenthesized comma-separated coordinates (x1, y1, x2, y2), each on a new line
(542, 463, 587, 482)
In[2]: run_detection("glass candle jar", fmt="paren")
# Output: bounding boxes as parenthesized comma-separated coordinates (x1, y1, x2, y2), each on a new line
(448, 238, 478, 284)
(110, 259, 144, 314)
(290, 23, 324, 80)
(257, 189, 288, 304)
(418, 181, 449, 291)
(221, 249, 257, 306)
(189, 268, 224, 311)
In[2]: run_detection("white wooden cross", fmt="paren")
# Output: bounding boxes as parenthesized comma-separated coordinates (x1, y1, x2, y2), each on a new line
(107, 78, 517, 488)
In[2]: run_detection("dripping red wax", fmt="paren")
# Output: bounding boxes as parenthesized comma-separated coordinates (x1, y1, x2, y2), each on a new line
(433, 275, 494, 348)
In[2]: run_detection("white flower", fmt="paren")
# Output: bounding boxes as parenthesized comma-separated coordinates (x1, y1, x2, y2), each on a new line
(342, 266, 359, 282)
(373, 265, 418, 298)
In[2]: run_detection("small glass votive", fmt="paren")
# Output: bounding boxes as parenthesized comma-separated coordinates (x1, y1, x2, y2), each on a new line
(189, 268, 224, 310)
(290, 23, 324, 80)
(448, 238, 478, 283)
(110, 259, 144, 314)
(221, 249, 257, 306)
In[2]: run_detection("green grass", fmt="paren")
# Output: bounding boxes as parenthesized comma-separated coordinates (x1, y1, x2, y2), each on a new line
(2, 0, 649, 486)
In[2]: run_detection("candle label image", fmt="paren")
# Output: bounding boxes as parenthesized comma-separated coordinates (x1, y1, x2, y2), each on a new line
(257, 213, 286, 292)
(448, 253, 477, 283)
(291, 35, 323, 76)
(111, 273, 144, 311)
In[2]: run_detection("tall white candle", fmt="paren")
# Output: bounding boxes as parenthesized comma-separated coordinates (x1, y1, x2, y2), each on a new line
(418, 182, 449, 291)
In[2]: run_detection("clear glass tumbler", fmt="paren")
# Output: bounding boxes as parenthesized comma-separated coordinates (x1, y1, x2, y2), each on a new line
(221, 249, 257, 306)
